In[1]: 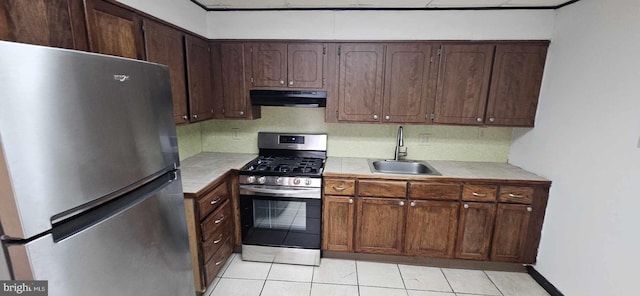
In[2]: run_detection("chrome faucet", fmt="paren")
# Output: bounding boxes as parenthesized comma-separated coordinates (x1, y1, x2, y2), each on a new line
(394, 126, 408, 161)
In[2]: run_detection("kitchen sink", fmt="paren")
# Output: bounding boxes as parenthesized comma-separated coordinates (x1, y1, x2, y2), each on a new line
(368, 159, 441, 175)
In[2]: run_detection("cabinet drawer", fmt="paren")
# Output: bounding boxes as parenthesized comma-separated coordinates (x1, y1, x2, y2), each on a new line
(201, 200, 231, 242)
(204, 237, 233, 287)
(198, 182, 229, 219)
(499, 186, 534, 204)
(358, 180, 407, 198)
(201, 221, 231, 263)
(462, 184, 497, 202)
(409, 182, 462, 200)
(324, 179, 356, 196)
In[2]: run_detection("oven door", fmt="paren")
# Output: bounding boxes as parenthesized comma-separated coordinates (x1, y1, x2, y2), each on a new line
(240, 185, 321, 249)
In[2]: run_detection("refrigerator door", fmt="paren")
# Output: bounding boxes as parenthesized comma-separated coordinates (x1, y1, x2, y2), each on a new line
(5, 172, 195, 296)
(0, 41, 178, 239)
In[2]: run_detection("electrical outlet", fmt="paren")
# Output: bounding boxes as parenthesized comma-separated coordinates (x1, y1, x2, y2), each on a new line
(419, 134, 430, 146)
(637, 136, 640, 148)
(232, 128, 240, 140)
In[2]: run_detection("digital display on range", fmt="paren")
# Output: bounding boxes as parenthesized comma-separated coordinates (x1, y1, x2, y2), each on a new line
(279, 135, 305, 144)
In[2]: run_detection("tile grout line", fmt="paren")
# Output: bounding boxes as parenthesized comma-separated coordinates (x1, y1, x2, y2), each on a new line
(482, 270, 505, 296)
(309, 263, 315, 296)
(395, 264, 410, 296)
(258, 262, 274, 296)
(440, 267, 457, 294)
(355, 260, 361, 296)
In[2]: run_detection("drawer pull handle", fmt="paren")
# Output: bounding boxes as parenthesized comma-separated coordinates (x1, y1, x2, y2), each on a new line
(213, 234, 223, 244)
(332, 186, 346, 191)
(472, 192, 487, 197)
(214, 215, 225, 224)
(215, 260, 224, 266)
(508, 193, 525, 198)
(210, 197, 222, 205)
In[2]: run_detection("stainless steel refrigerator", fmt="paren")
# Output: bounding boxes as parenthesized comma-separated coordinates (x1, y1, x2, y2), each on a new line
(0, 41, 195, 296)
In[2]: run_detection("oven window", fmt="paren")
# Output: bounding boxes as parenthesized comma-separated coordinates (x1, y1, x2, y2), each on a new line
(253, 200, 306, 231)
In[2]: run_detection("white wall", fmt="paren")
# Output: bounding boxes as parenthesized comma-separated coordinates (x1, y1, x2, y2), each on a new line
(207, 9, 555, 39)
(509, 0, 640, 295)
(116, 0, 208, 36)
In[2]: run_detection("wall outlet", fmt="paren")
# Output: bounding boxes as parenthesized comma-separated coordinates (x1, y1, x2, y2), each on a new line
(231, 128, 240, 140)
(419, 134, 430, 146)
(637, 136, 640, 148)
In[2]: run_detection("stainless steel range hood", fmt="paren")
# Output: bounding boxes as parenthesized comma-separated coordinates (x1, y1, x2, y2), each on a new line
(250, 90, 327, 107)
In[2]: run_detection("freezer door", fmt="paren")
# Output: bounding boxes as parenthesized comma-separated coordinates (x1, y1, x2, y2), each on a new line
(0, 41, 179, 239)
(5, 172, 195, 296)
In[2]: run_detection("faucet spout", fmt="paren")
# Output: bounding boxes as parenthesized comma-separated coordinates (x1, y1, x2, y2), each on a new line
(394, 126, 407, 161)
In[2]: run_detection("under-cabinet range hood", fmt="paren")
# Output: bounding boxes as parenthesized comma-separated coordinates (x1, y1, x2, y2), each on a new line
(250, 90, 327, 107)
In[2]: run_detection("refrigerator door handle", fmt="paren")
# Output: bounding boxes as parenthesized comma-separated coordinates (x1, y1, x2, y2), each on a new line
(51, 172, 175, 243)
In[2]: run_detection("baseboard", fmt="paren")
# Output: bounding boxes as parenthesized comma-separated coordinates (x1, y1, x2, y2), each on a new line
(526, 266, 564, 296)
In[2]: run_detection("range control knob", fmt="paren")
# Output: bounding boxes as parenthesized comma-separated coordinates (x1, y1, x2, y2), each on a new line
(305, 179, 312, 185)
(257, 176, 266, 184)
(293, 178, 301, 185)
(275, 177, 283, 184)
(246, 176, 256, 184)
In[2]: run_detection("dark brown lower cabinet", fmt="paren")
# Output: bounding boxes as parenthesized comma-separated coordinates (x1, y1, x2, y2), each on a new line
(455, 202, 496, 260)
(405, 200, 459, 258)
(322, 195, 355, 252)
(355, 197, 405, 255)
(491, 203, 532, 262)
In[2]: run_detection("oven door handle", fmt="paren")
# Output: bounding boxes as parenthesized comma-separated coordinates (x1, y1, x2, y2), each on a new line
(240, 186, 321, 199)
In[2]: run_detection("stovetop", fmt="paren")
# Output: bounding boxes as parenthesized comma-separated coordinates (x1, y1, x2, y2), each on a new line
(240, 156, 324, 177)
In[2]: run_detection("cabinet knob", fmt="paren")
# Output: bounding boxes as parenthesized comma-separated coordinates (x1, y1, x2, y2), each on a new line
(527, 206, 532, 212)
(239, 111, 245, 116)
(279, 80, 285, 85)
(410, 201, 416, 207)
(399, 201, 405, 206)
(193, 114, 198, 119)
(373, 114, 379, 120)
(384, 115, 390, 121)
(182, 115, 188, 120)
(348, 198, 354, 204)
(463, 204, 469, 209)
(476, 117, 482, 123)
(288, 81, 294, 86)
(489, 117, 495, 122)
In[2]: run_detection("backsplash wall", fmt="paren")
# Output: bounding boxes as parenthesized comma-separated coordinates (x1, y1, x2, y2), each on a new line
(197, 107, 513, 162)
(176, 122, 202, 161)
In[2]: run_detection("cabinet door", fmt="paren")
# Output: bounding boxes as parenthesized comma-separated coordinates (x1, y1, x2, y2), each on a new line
(84, 0, 144, 59)
(287, 43, 324, 89)
(433, 44, 494, 125)
(322, 196, 355, 252)
(355, 197, 405, 255)
(142, 19, 188, 124)
(485, 44, 548, 127)
(220, 43, 250, 118)
(406, 200, 459, 258)
(382, 43, 436, 123)
(251, 42, 287, 87)
(0, 0, 87, 50)
(337, 43, 385, 122)
(491, 204, 532, 262)
(455, 202, 496, 260)
(185, 35, 214, 122)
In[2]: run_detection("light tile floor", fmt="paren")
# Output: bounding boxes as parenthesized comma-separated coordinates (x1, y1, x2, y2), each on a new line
(207, 254, 550, 296)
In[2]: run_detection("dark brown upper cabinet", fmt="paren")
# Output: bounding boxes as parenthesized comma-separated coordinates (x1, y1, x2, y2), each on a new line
(84, 0, 145, 60)
(382, 43, 438, 123)
(485, 44, 548, 127)
(433, 43, 495, 125)
(215, 42, 260, 119)
(185, 35, 214, 122)
(249, 42, 325, 89)
(142, 19, 188, 125)
(336, 43, 385, 122)
(0, 0, 88, 50)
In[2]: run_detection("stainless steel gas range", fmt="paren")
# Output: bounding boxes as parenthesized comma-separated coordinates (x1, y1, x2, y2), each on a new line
(238, 132, 327, 266)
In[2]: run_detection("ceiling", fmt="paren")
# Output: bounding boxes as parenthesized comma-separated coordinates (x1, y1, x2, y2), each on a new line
(193, 0, 578, 10)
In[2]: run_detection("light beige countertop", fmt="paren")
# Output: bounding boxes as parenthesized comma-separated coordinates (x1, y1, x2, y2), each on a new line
(324, 157, 550, 183)
(180, 152, 257, 194)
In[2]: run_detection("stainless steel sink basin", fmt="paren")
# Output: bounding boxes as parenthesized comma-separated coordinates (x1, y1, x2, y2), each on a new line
(368, 159, 441, 175)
